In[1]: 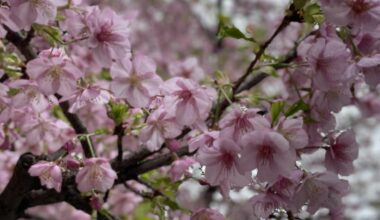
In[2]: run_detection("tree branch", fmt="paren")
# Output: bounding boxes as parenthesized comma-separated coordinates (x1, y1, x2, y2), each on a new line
(4, 26, 36, 62)
(113, 123, 124, 162)
(0, 153, 40, 219)
(59, 100, 95, 158)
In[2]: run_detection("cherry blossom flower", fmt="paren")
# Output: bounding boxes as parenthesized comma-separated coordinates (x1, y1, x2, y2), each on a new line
(169, 57, 205, 82)
(306, 37, 353, 91)
(7, 79, 51, 112)
(292, 172, 349, 214)
(356, 93, 380, 117)
(26, 48, 83, 96)
(239, 130, 296, 183)
(111, 55, 162, 108)
(140, 107, 183, 151)
(64, 85, 113, 113)
(219, 107, 266, 141)
(107, 185, 143, 216)
(0, 84, 11, 123)
(0, 7, 19, 37)
(75, 157, 117, 193)
(276, 117, 308, 150)
(191, 208, 225, 220)
(196, 138, 250, 189)
(17, 111, 75, 153)
(86, 7, 131, 67)
(188, 130, 219, 152)
(168, 156, 195, 181)
(325, 130, 359, 176)
(268, 170, 304, 201)
(357, 54, 380, 89)
(250, 192, 286, 218)
(9, 0, 66, 30)
(162, 77, 216, 126)
(320, 0, 380, 31)
(29, 161, 62, 192)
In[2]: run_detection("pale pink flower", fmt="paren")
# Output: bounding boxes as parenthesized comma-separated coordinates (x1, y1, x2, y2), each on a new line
(306, 37, 353, 91)
(162, 77, 216, 126)
(140, 107, 183, 151)
(29, 161, 62, 192)
(60, 8, 87, 37)
(70, 45, 103, 75)
(169, 57, 205, 82)
(26, 48, 83, 96)
(18, 111, 75, 153)
(0, 84, 11, 123)
(357, 54, 380, 89)
(292, 172, 349, 214)
(8, 79, 51, 112)
(87, 7, 131, 67)
(357, 93, 380, 117)
(325, 130, 359, 176)
(269, 170, 304, 201)
(239, 130, 296, 183)
(9, 0, 66, 30)
(107, 185, 143, 215)
(0, 7, 19, 37)
(320, 0, 380, 31)
(76, 157, 117, 193)
(188, 130, 219, 152)
(111, 55, 163, 108)
(196, 138, 250, 188)
(169, 157, 195, 182)
(65, 85, 113, 113)
(310, 88, 352, 114)
(0, 151, 19, 191)
(219, 106, 264, 141)
(77, 105, 114, 133)
(250, 192, 286, 218)
(276, 117, 308, 149)
(191, 208, 225, 220)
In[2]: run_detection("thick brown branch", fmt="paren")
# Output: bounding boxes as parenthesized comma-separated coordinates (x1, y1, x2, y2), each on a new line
(4, 26, 36, 62)
(113, 123, 124, 162)
(116, 146, 192, 183)
(0, 153, 39, 219)
(59, 100, 95, 158)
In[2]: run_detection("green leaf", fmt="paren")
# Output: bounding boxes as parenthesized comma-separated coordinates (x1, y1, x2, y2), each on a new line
(303, 115, 316, 124)
(304, 3, 324, 24)
(285, 100, 309, 117)
(294, 0, 308, 10)
(271, 101, 285, 125)
(99, 69, 112, 81)
(218, 18, 256, 42)
(108, 102, 129, 125)
(32, 24, 63, 46)
(260, 66, 278, 77)
(133, 201, 155, 220)
(51, 105, 67, 121)
(94, 128, 110, 135)
(7, 88, 21, 96)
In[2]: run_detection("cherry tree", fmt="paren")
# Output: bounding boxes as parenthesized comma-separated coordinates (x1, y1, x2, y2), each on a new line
(0, 0, 379, 219)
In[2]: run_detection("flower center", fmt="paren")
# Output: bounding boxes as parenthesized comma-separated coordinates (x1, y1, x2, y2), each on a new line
(90, 165, 103, 183)
(129, 74, 140, 86)
(258, 145, 273, 164)
(179, 90, 192, 101)
(348, 0, 371, 14)
(221, 151, 235, 169)
(235, 115, 253, 133)
(48, 65, 62, 79)
(96, 26, 113, 43)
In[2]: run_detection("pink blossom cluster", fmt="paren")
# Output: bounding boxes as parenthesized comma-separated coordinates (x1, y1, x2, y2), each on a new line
(1, 0, 380, 219)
